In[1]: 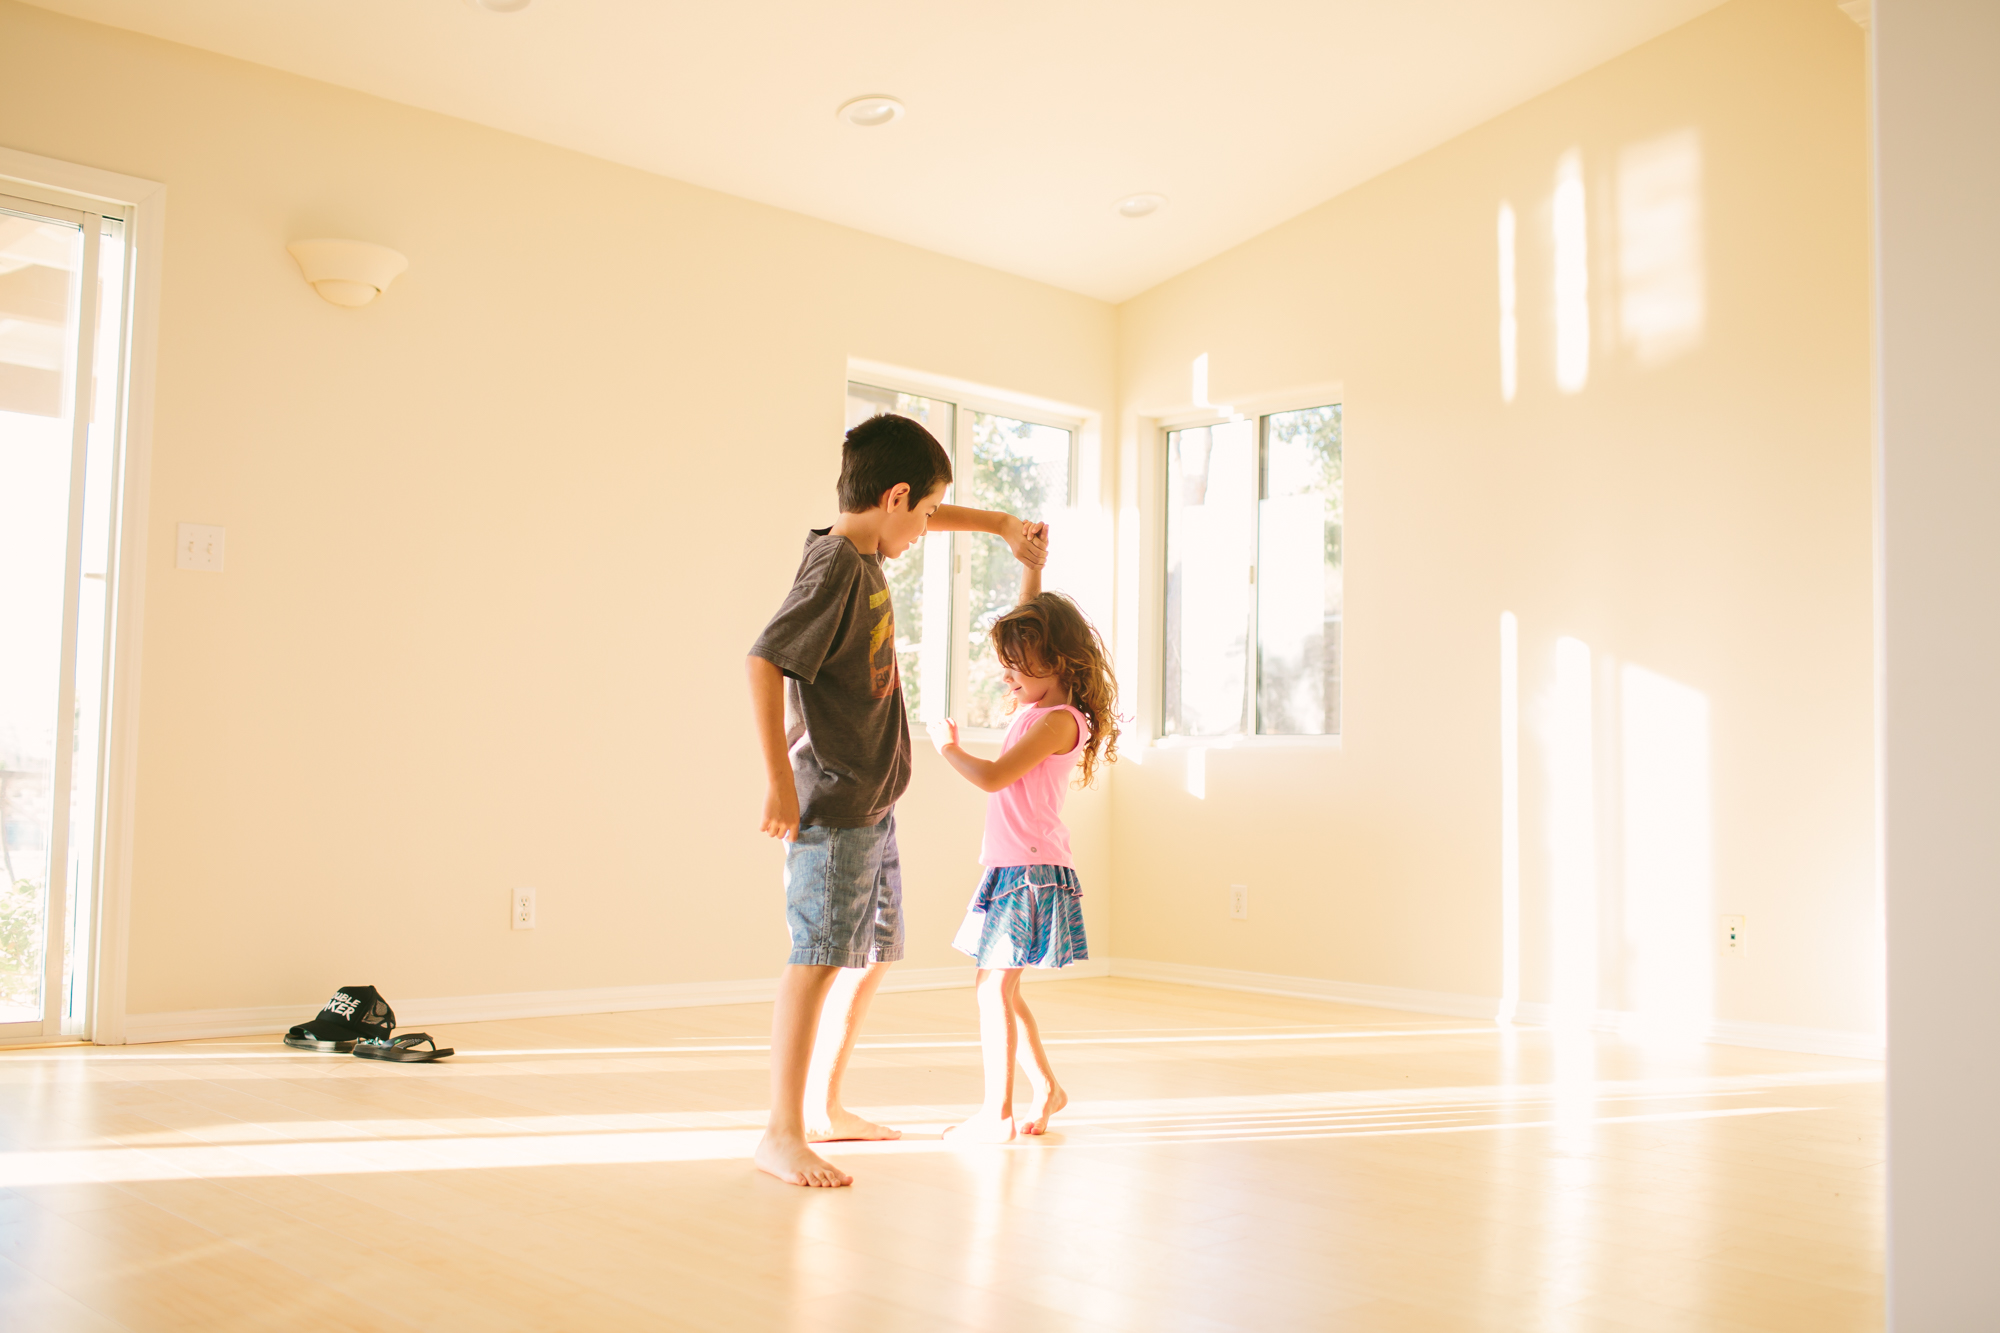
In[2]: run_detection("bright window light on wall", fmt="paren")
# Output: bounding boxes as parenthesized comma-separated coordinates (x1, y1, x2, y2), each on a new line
(1553, 149, 1590, 395)
(1499, 611, 1521, 1024)
(1498, 203, 1519, 403)
(1617, 129, 1706, 367)
(1546, 635, 1598, 1027)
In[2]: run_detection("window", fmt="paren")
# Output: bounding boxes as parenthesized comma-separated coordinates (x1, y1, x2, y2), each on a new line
(843, 384, 953, 722)
(844, 380, 1075, 731)
(960, 411, 1071, 728)
(1163, 404, 1342, 739)
(0, 192, 136, 1035)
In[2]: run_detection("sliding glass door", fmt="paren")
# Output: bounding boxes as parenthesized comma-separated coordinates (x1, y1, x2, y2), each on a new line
(0, 191, 133, 1040)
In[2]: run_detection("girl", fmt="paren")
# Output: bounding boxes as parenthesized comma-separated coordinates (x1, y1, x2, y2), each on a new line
(926, 557, 1119, 1142)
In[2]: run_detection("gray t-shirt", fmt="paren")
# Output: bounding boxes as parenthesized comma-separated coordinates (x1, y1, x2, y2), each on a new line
(748, 529, 911, 828)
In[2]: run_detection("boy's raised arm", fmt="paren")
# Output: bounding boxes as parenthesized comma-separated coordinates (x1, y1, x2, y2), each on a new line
(930, 504, 1047, 569)
(746, 655, 800, 841)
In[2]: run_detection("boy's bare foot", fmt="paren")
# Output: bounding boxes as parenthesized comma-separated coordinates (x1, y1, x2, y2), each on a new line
(806, 1110, 903, 1143)
(1020, 1083, 1067, 1135)
(754, 1132, 853, 1187)
(942, 1114, 1017, 1144)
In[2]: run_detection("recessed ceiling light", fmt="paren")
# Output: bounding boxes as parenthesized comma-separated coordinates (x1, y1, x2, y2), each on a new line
(839, 96, 905, 128)
(464, 0, 532, 12)
(1117, 193, 1167, 219)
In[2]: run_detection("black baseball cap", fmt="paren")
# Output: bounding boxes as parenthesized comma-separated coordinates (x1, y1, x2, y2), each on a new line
(284, 986, 395, 1051)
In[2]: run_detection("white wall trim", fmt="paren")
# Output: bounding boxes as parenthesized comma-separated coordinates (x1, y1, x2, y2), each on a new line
(0, 145, 166, 1049)
(119, 956, 1876, 1061)
(125, 956, 1872, 1056)
(846, 356, 1097, 429)
(1706, 1016, 1884, 1061)
(1106, 958, 1884, 1060)
(121, 959, 1113, 1045)
(1107, 957, 1499, 1020)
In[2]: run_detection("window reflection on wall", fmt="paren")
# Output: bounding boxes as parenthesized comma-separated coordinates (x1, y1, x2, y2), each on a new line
(1543, 635, 1600, 1027)
(1617, 129, 1706, 367)
(1553, 148, 1590, 394)
(1619, 662, 1713, 1040)
(1524, 625, 1718, 1039)
(1498, 202, 1519, 403)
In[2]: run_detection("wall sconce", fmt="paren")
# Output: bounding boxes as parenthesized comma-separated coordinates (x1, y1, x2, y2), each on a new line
(286, 239, 409, 308)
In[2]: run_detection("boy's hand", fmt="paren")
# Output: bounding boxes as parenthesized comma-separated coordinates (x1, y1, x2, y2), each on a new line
(1000, 516, 1049, 570)
(760, 782, 801, 841)
(926, 717, 960, 754)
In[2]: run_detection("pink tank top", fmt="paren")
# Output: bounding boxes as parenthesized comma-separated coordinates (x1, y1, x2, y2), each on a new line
(979, 703, 1089, 868)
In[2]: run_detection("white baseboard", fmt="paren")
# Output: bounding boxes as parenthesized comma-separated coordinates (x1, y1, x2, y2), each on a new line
(1105, 957, 1499, 1020)
(1105, 958, 1884, 1061)
(119, 959, 1112, 1045)
(119, 955, 1874, 1060)
(1702, 1017, 1884, 1061)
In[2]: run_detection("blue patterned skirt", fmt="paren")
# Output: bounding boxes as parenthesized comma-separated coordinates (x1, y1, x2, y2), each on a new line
(951, 865, 1089, 970)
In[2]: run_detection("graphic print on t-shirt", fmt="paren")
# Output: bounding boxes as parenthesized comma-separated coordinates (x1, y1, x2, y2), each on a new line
(868, 587, 897, 699)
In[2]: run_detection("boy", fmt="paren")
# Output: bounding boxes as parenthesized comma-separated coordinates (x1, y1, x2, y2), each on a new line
(746, 412, 1046, 1188)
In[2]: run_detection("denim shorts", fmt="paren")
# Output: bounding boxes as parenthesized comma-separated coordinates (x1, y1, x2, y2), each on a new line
(783, 810, 904, 968)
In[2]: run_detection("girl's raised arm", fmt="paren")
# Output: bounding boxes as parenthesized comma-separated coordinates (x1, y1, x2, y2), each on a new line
(1017, 523, 1046, 605)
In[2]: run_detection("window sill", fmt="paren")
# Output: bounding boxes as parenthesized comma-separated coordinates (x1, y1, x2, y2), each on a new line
(1148, 733, 1343, 751)
(909, 725, 1010, 754)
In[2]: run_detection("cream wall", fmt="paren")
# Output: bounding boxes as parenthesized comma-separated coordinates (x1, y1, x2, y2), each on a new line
(0, 0, 1880, 1047)
(1110, 0, 1878, 1042)
(0, 0, 1116, 1019)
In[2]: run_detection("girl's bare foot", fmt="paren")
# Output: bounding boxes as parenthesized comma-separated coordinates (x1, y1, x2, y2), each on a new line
(806, 1109, 902, 1142)
(1020, 1083, 1067, 1135)
(941, 1114, 1017, 1143)
(754, 1132, 853, 1187)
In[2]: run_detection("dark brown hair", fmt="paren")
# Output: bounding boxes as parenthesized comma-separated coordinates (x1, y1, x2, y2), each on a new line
(990, 591, 1120, 787)
(838, 413, 953, 514)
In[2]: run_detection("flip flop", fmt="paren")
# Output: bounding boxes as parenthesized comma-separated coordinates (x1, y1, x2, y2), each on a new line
(353, 1033, 454, 1063)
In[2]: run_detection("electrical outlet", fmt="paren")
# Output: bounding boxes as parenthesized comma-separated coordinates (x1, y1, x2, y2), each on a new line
(1720, 914, 1746, 957)
(176, 523, 225, 572)
(1229, 884, 1249, 920)
(513, 887, 537, 930)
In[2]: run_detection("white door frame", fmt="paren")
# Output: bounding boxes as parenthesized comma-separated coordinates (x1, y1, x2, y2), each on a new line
(0, 144, 165, 1047)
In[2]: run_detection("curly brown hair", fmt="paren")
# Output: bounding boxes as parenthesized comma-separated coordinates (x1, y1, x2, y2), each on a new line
(989, 592, 1120, 787)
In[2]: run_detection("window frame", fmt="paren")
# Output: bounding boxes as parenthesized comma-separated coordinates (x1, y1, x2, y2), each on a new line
(1153, 387, 1345, 751)
(845, 362, 1090, 742)
(0, 146, 166, 1047)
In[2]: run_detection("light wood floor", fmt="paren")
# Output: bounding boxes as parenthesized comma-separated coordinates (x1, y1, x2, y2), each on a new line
(0, 979, 1881, 1332)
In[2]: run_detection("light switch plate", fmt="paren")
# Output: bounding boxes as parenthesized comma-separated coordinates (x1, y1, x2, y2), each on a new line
(176, 523, 225, 572)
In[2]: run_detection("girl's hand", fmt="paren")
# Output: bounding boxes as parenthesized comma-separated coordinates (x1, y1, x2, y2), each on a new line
(926, 717, 959, 754)
(1000, 516, 1048, 569)
(1020, 521, 1049, 567)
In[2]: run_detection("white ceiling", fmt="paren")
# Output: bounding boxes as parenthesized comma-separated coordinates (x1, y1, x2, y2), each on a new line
(22, 0, 1726, 302)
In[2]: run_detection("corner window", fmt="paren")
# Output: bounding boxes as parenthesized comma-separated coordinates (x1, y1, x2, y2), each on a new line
(1163, 404, 1342, 738)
